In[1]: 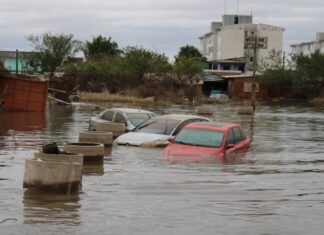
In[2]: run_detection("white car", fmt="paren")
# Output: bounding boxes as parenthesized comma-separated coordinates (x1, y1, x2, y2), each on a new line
(88, 108, 156, 132)
(114, 114, 211, 147)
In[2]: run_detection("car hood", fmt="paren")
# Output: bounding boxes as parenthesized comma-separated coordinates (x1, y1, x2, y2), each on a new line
(115, 132, 169, 147)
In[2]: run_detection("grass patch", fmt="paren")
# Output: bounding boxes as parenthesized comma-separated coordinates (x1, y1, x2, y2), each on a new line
(78, 92, 163, 104)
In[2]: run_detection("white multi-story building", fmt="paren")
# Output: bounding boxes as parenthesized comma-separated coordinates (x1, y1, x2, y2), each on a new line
(199, 15, 285, 73)
(291, 32, 324, 56)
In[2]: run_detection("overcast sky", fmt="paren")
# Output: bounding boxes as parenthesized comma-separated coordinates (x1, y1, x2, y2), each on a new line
(0, 0, 323, 59)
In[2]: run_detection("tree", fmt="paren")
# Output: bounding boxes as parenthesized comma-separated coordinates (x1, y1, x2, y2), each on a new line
(258, 50, 324, 99)
(258, 49, 284, 72)
(175, 45, 207, 71)
(123, 47, 171, 78)
(291, 50, 324, 98)
(173, 56, 203, 83)
(176, 45, 203, 59)
(27, 32, 81, 83)
(83, 35, 121, 59)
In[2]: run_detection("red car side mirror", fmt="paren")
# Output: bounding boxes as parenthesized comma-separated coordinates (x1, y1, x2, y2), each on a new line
(226, 144, 235, 149)
(167, 136, 175, 143)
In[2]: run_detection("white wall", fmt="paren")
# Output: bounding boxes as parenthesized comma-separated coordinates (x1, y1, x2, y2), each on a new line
(258, 26, 284, 62)
(218, 28, 245, 60)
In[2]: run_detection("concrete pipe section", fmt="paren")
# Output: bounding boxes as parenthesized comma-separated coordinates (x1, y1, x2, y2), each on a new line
(96, 122, 125, 138)
(34, 152, 83, 166)
(197, 106, 214, 115)
(79, 131, 113, 146)
(237, 106, 254, 114)
(63, 142, 105, 164)
(23, 159, 82, 195)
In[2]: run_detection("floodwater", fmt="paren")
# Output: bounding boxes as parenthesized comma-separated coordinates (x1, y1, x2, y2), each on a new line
(0, 101, 324, 234)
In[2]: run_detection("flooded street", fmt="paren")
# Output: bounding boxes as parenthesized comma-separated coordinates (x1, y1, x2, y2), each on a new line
(1, 102, 324, 234)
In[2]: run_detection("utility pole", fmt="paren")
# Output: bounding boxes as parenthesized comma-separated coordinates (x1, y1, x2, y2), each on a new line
(244, 29, 267, 112)
(251, 35, 257, 111)
(282, 51, 286, 70)
(15, 49, 19, 75)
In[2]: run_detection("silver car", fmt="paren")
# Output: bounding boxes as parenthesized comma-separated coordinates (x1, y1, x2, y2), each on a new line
(114, 114, 211, 147)
(88, 108, 156, 132)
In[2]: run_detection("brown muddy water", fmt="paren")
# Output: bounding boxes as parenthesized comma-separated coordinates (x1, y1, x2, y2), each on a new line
(0, 102, 324, 235)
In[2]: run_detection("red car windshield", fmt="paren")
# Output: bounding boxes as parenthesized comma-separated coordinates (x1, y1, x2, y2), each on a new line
(174, 128, 224, 148)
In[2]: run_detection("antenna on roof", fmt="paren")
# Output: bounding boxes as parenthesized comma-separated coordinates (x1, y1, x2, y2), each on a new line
(237, 0, 239, 15)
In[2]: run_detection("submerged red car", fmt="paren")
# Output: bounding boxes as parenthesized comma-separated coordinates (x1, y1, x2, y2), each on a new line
(162, 122, 251, 158)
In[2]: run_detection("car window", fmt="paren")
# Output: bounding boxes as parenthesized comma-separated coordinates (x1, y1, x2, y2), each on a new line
(127, 113, 152, 126)
(114, 112, 126, 123)
(226, 129, 235, 145)
(102, 111, 114, 121)
(174, 128, 224, 148)
(147, 113, 156, 118)
(135, 118, 180, 135)
(240, 127, 246, 139)
(233, 127, 243, 143)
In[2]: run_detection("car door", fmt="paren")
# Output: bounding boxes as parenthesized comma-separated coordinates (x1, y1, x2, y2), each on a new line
(225, 128, 236, 154)
(114, 112, 127, 125)
(237, 126, 250, 149)
(232, 126, 247, 150)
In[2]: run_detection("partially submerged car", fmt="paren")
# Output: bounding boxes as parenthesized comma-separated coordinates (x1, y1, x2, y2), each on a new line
(114, 114, 211, 147)
(88, 108, 156, 132)
(209, 93, 229, 101)
(162, 122, 250, 157)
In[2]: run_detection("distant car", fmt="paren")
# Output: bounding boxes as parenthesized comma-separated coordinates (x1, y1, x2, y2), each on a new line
(162, 122, 251, 157)
(209, 93, 229, 101)
(88, 108, 156, 132)
(114, 114, 211, 147)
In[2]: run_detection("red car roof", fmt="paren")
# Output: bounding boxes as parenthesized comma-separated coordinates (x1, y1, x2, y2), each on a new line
(184, 122, 240, 132)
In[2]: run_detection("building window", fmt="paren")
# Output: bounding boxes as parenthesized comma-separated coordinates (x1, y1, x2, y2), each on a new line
(250, 57, 254, 62)
(223, 65, 230, 70)
(234, 16, 239, 24)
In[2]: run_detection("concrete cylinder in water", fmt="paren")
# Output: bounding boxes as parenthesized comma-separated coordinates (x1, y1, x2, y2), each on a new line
(34, 152, 83, 166)
(63, 142, 105, 163)
(23, 159, 82, 195)
(79, 130, 113, 146)
(96, 122, 125, 138)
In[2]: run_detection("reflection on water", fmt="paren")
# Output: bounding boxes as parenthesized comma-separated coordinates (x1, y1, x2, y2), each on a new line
(23, 189, 81, 226)
(167, 150, 250, 165)
(1, 102, 324, 234)
(0, 111, 46, 134)
(83, 163, 104, 175)
(0, 111, 46, 150)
